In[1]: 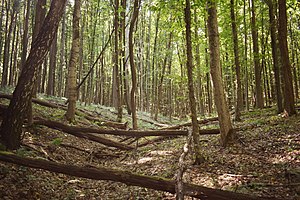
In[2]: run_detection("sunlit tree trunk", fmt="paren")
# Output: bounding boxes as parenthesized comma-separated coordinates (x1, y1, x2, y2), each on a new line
(207, 0, 234, 147)
(66, 0, 81, 122)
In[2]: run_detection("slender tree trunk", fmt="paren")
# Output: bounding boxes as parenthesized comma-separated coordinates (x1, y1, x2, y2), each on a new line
(66, 0, 81, 122)
(267, 0, 283, 113)
(129, 0, 140, 130)
(0, 0, 67, 150)
(58, 10, 66, 97)
(20, 0, 30, 72)
(113, 0, 123, 122)
(185, 0, 203, 164)
(230, 0, 242, 121)
(207, 0, 234, 147)
(251, 0, 264, 108)
(155, 32, 172, 121)
(278, 0, 296, 115)
(47, 34, 57, 96)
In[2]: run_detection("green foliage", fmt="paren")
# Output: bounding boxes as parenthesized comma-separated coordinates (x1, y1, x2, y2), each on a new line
(51, 138, 63, 146)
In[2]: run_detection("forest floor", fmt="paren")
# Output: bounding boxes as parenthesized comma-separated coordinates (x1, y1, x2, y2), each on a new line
(0, 94, 299, 200)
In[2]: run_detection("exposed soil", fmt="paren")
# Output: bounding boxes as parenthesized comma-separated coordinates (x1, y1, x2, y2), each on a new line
(0, 98, 299, 200)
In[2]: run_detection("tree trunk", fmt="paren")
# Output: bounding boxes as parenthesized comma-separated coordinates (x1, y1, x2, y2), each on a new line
(207, 0, 234, 147)
(278, 0, 296, 115)
(66, 0, 81, 122)
(266, 0, 283, 113)
(185, 0, 203, 164)
(0, 152, 274, 200)
(251, 0, 264, 108)
(113, 0, 123, 122)
(0, 0, 67, 150)
(230, 0, 242, 121)
(129, 0, 140, 130)
(47, 34, 57, 96)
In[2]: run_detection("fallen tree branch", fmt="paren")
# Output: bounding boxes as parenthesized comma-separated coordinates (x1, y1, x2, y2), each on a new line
(161, 117, 219, 130)
(0, 151, 274, 200)
(33, 117, 188, 137)
(33, 118, 133, 150)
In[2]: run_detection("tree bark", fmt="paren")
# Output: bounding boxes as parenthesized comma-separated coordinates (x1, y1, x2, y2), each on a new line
(266, 0, 283, 113)
(0, 151, 275, 200)
(251, 0, 264, 108)
(278, 0, 296, 115)
(207, 0, 234, 147)
(66, 0, 81, 122)
(230, 0, 243, 121)
(129, 0, 140, 129)
(185, 0, 202, 164)
(0, 0, 67, 150)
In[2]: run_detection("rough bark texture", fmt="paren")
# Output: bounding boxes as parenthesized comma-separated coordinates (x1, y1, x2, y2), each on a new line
(129, 0, 140, 129)
(185, 0, 202, 164)
(0, 152, 274, 200)
(66, 0, 81, 122)
(251, 0, 264, 108)
(207, 0, 234, 147)
(0, 0, 67, 150)
(278, 0, 296, 116)
(230, 0, 242, 121)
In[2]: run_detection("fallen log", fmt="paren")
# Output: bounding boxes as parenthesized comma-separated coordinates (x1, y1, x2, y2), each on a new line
(161, 117, 219, 130)
(33, 118, 133, 150)
(0, 151, 274, 200)
(34, 118, 189, 137)
(85, 115, 128, 130)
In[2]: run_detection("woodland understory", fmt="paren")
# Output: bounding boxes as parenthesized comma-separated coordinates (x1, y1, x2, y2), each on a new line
(0, 0, 300, 199)
(0, 94, 299, 200)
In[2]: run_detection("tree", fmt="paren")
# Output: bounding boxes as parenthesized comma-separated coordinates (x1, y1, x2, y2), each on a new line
(129, 0, 140, 129)
(266, 0, 283, 113)
(185, 0, 203, 164)
(0, 0, 67, 150)
(113, 0, 122, 122)
(251, 0, 264, 108)
(230, 0, 242, 121)
(66, 0, 81, 122)
(207, 0, 234, 147)
(278, 0, 296, 116)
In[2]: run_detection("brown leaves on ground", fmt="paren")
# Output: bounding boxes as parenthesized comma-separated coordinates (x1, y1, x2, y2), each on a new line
(0, 101, 299, 199)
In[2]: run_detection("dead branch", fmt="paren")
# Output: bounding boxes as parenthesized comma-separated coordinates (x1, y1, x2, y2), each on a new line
(161, 117, 219, 130)
(33, 117, 188, 137)
(0, 151, 274, 200)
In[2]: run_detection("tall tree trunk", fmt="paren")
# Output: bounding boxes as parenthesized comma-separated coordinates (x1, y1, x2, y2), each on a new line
(0, 0, 67, 150)
(154, 32, 172, 121)
(66, 0, 81, 122)
(266, 0, 283, 113)
(58, 9, 66, 97)
(243, 0, 249, 110)
(251, 0, 264, 108)
(113, 0, 122, 122)
(230, 0, 242, 121)
(47, 34, 57, 96)
(20, 0, 30, 72)
(129, 0, 140, 130)
(1, 0, 18, 87)
(278, 0, 296, 115)
(207, 0, 234, 147)
(185, 0, 203, 164)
